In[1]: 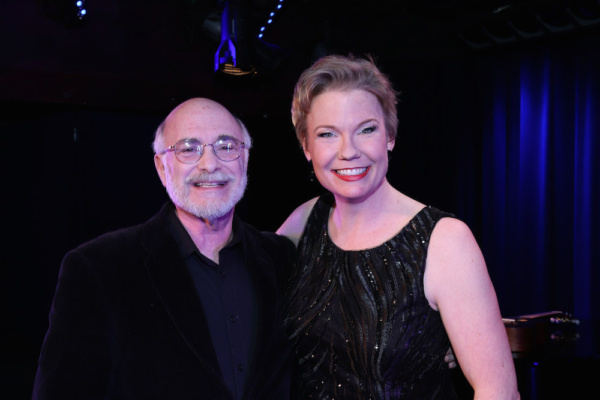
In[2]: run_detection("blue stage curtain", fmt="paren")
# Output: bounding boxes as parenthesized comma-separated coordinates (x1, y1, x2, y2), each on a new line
(474, 37, 599, 323)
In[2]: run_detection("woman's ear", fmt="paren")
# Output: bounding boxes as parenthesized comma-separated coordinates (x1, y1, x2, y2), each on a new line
(387, 138, 395, 151)
(302, 138, 312, 162)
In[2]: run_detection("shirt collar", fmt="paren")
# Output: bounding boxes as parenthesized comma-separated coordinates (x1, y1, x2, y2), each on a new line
(167, 205, 242, 259)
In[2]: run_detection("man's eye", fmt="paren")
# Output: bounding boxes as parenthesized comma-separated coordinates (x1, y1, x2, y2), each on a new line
(216, 142, 235, 151)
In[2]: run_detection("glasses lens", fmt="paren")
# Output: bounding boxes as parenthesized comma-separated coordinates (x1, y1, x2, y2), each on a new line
(214, 138, 242, 161)
(175, 140, 201, 163)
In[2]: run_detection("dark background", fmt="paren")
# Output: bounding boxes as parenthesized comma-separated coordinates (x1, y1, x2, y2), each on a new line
(2, 1, 599, 399)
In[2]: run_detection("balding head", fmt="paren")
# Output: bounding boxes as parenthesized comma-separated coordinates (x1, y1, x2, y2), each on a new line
(152, 98, 252, 222)
(153, 98, 252, 156)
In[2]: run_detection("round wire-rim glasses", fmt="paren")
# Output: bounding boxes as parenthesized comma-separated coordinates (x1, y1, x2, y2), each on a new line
(160, 137, 247, 163)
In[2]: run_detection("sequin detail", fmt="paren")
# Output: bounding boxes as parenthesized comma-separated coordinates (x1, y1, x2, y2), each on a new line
(284, 194, 458, 399)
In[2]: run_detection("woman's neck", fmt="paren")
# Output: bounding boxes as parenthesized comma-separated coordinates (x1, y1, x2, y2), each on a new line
(328, 182, 423, 250)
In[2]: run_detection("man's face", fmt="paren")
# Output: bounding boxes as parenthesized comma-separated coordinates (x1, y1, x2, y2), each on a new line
(154, 99, 248, 221)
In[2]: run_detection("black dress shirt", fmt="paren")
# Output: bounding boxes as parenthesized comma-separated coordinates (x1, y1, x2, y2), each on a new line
(168, 211, 257, 400)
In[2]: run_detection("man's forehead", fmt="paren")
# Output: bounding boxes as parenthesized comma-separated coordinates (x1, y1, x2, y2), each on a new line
(165, 109, 242, 142)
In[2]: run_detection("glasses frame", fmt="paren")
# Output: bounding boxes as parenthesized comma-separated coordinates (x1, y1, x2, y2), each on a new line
(160, 137, 247, 163)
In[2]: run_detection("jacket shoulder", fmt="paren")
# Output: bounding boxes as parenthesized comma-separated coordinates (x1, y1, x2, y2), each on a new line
(240, 221, 295, 257)
(66, 204, 172, 265)
(69, 223, 145, 260)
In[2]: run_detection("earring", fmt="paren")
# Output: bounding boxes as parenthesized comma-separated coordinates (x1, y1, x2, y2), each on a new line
(308, 160, 315, 182)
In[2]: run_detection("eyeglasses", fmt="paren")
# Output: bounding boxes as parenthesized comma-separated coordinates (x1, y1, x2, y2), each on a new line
(160, 137, 247, 163)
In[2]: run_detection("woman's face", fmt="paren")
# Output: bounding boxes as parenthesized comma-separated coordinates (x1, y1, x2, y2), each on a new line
(303, 89, 394, 204)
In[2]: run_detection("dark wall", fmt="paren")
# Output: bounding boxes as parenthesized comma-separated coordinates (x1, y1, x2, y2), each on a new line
(3, 27, 600, 400)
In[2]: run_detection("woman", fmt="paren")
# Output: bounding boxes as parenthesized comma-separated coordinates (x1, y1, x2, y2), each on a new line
(277, 55, 519, 399)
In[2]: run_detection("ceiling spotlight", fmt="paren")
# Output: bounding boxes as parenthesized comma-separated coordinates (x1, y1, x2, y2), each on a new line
(214, 1, 257, 78)
(258, 0, 285, 39)
(76, 1, 86, 17)
(43, 0, 89, 26)
(566, 2, 600, 27)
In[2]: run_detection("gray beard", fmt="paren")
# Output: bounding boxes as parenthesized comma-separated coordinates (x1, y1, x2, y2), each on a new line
(166, 171, 247, 221)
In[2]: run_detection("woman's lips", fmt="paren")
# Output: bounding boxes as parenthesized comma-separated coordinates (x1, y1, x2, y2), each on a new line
(332, 167, 370, 181)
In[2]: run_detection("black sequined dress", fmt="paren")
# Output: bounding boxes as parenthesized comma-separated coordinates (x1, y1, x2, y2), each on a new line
(284, 194, 459, 399)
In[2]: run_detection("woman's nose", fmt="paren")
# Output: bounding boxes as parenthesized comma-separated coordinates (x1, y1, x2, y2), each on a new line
(338, 136, 361, 160)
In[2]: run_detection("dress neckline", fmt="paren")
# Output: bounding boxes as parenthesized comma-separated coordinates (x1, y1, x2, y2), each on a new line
(322, 203, 430, 253)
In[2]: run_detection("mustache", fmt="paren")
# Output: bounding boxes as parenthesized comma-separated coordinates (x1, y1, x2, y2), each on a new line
(185, 171, 235, 183)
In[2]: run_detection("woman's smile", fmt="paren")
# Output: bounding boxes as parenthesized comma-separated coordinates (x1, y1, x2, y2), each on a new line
(333, 166, 370, 181)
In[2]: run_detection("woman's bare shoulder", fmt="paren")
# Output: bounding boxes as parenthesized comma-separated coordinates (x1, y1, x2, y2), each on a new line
(276, 197, 320, 247)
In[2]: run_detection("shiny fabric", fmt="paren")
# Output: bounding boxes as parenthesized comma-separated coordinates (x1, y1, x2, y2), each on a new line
(284, 194, 458, 399)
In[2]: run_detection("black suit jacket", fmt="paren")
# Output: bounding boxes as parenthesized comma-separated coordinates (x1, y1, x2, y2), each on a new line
(33, 203, 295, 400)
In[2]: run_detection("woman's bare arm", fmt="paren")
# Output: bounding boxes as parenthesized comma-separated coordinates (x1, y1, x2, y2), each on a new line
(425, 218, 519, 400)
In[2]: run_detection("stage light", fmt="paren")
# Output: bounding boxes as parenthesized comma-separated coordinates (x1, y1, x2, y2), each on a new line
(566, 0, 600, 27)
(43, 0, 88, 26)
(214, 1, 257, 78)
(211, 0, 291, 79)
(215, 5, 236, 71)
(257, 0, 285, 39)
(458, 0, 600, 52)
(75, 0, 87, 20)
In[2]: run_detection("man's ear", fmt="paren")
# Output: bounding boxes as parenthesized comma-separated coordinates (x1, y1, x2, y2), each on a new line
(243, 148, 250, 169)
(154, 154, 167, 187)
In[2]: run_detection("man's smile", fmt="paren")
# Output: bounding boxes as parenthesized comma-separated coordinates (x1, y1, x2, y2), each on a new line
(193, 182, 227, 187)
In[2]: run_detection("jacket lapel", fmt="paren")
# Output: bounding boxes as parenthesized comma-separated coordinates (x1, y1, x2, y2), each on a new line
(239, 225, 281, 394)
(139, 204, 226, 387)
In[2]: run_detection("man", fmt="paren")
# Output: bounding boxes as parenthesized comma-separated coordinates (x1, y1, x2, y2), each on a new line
(33, 98, 295, 400)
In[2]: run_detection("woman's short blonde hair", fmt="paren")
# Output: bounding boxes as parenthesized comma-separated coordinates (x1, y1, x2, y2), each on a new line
(291, 54, 399, 145)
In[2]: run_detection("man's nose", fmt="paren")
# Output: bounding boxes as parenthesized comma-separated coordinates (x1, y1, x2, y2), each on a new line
(195, 144, 220, 172)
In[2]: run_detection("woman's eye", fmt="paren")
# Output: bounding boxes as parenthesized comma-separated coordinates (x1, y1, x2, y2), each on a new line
(317, 131, 335, 138)
(360, 126, 376, 134)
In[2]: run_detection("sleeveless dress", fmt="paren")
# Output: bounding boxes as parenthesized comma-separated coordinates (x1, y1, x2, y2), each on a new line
(284, 194, 458, 399)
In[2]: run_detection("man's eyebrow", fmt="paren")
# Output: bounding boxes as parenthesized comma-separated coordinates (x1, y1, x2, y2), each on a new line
(174, 136, 199, 143)
(216, 134, 242, 141)
(180, 135, 237, 143)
